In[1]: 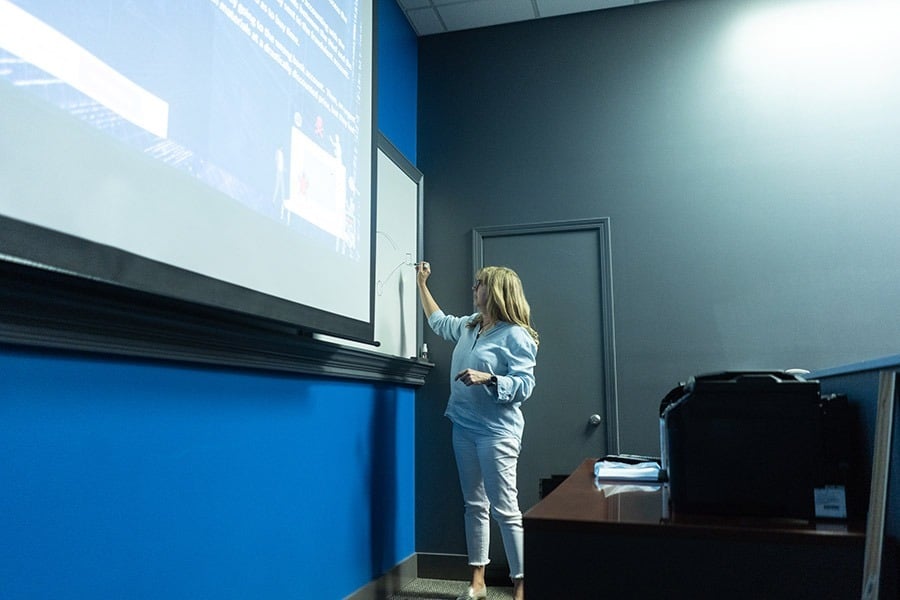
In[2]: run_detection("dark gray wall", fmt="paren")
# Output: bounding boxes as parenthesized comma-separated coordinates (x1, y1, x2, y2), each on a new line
(415, 0, 900, 558)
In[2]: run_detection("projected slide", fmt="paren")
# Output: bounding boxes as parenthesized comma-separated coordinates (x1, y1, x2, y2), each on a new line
(0, 0, 365, 250)
(0, 0, 374, 332)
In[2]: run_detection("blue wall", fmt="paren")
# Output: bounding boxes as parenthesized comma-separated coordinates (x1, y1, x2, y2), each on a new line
(0, 1, 418, 597)
(377, 0, 417, 162)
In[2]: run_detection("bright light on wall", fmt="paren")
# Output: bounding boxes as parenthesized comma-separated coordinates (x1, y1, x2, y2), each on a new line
(723, 0, 900, 109)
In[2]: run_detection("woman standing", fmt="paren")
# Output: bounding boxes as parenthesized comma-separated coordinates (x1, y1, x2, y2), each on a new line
(416, 261, 539, 600)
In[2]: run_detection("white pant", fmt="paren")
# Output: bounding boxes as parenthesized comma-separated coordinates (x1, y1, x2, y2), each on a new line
(452, 424, 524, 580)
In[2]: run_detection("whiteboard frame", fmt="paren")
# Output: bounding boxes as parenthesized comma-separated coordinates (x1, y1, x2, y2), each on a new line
(318, 132, 423, 358)
(374, 133, 425, 359)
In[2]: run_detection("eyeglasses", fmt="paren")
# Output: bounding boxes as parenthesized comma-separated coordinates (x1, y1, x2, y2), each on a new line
(472, 281, 482, 290)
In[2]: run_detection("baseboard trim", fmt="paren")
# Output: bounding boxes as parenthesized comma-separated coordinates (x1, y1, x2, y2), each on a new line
(345, 554, 417, 600)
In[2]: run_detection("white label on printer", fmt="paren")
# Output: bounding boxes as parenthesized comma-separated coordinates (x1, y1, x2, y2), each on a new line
(814, 485, 847, 519)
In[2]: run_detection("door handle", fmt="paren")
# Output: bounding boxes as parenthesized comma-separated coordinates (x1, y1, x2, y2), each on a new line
(589, 414, 602, 426)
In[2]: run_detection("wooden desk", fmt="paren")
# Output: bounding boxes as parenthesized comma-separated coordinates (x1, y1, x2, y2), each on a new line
(524, 459, 865, 599)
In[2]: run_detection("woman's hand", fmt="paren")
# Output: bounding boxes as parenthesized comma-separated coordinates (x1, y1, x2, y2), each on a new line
(416, 261, 431, 286)
(455, 368, 494, 386)
(416, 261, 441, 317)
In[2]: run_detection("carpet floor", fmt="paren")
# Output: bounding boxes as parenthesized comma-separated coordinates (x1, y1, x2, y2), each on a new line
(388, 578, 514, 600)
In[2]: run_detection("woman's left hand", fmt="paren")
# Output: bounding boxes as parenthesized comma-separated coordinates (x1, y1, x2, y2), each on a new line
(454, 368, 493, 386)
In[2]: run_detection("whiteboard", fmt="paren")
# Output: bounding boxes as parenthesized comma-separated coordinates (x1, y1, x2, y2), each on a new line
(317, 135, 422, 358)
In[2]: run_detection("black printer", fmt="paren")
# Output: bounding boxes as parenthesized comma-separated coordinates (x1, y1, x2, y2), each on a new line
(660, 371, 853, 521)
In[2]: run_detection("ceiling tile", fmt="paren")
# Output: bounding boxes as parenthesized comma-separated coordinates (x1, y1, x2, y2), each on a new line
(406, 6, 446, 36)
(396, 0, 432, 9)
(399, 0, 669, 36)
(536, 0, 636, 18)
(437, 0, 536, 32)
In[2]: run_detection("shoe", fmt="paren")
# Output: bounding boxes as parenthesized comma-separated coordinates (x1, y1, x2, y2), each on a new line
(456, 586, 488, 600)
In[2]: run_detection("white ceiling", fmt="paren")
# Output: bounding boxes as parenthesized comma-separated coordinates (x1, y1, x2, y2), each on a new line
(396, 0, 667, 36)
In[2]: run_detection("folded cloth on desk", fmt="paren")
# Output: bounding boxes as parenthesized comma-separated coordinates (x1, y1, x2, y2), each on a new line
(594, 455, 665, 482)
(593, 481, 662, 497)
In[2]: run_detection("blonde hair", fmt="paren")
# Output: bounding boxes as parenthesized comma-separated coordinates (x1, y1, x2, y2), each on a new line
(470, 266, 539, 346)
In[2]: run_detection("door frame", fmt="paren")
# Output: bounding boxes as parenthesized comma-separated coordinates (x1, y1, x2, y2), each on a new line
(472, 217, 620, 453)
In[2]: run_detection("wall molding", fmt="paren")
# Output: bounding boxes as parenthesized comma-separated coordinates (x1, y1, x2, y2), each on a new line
(0, 259, 432, 385)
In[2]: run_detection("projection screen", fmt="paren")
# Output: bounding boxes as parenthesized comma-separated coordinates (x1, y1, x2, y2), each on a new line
(0, 0, 376, 343)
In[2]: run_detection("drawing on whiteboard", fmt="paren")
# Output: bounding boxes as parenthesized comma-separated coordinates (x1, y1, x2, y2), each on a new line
(376, 231, 416, 297)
